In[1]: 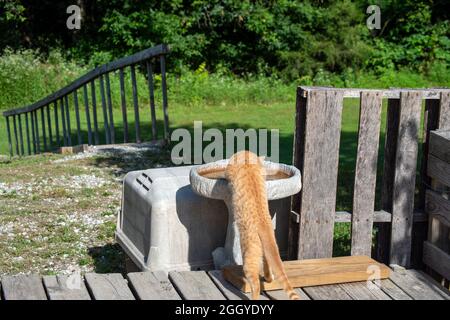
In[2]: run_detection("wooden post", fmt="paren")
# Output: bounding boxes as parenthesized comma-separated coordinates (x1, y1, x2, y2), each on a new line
(12, 115, 19, 156)
(60, 98, 67, 146)
(18, 114, 24, 156)
(6, 116, 13, 156)
(64, 95, 72, 146)
(119, 68, 129, 143)
(99, 75, 111, 144)
(351, 91, 383, 256)
(91, 81, 100, 145)
(147, 60, 157, 140)
(130, 65, 141, 143)
(74, 90, 82, 145)
(160, 55, 169, 141)
(83, 84, 93, 145)
(34, 110, 40, 153)
(46, 105, 52, 148)
(54, 101, 60, 146)
(105, 73, 115, 144)
(40, 107, 47, 151)
(25, 112, 31, 155)
(31, 110, 36, 153)
(296, 89, 344, 259)
(389, 91, 422, 267)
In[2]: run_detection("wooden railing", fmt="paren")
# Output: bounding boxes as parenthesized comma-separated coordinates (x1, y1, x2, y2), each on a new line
(3, 44, 170, 156)
(289, 86, 450, 269)
(424, 129, 450, 286)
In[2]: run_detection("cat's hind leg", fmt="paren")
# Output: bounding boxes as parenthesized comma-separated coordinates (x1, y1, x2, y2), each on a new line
(262, 255, 274, 283)
(242, 240, 263, 300)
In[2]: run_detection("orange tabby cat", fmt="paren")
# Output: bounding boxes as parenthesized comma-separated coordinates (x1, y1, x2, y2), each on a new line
(225, 151, 300, 300)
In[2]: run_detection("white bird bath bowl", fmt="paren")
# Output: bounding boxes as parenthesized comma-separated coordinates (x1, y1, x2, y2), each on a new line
(189, 159, 302, 269)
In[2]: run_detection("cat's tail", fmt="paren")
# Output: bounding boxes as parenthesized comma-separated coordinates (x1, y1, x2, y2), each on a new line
(257, 218, 301, 300)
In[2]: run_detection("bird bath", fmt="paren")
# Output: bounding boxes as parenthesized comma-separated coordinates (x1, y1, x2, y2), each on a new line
(189, 159, 302, 269)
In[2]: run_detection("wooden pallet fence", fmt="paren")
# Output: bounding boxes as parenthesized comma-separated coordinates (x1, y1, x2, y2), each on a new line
(291, 87, 450, 269)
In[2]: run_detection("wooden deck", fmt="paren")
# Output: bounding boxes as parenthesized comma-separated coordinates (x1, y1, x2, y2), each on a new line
(1, 268, 449, 300)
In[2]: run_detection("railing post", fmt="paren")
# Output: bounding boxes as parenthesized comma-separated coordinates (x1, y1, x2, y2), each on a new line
(83, 84, 93, 145)
(18, 114, 24, 156)
(105, 73, 115, 144)
(46, 104, 52, 149)
(119, 68, 128, 143)
(64, 95, 72, 146)
(41, 107, 47, 151)
(34, 110, 40, 153)
(99, 75, 111, 144)
(6, 116, 13, 157)
(146, 60, 157, 140)
(12, 115, 20, 156)
(60, 98, 67, 146)
(160, 55, 169, 142)
(130, 65, 141, 143)
(25, 112, 31, 155)
(54, 101, 60, 147)
(30, 110, 36, 154)
(91, 81, 100, 145)
(74, 90, 82, 145)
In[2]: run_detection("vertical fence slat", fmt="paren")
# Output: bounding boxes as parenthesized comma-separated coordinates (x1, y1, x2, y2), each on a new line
(41, 107, 47, 151)
(18, 114, 24, 156)
(146, 60, 157, 140)
(119, 68, 128, 143)
(60, 98, 67, 146)
(99, 75, 111, 144)
(160, 55, 169, 141)
(64, 95, 72, 146)
(130, 65, 141, 143)
(54, 101, 60, 147)
(74, 90, 82, 145)
(90, 81, 100, 145)
(34, 110, 40, 153)
(296, 89, 344, 259)
(105, 73, 115, 144)
(375, 99, 400, 263)
(350, 91, 383, 256)
(439, 92, 450, 128)
(30, 111, 36, 154)
(46, 104, 52, 148)
(389, 91, 422, 267)
(83, 84, 93, 145)
(12, 115, 19, 156)
(6, 116, 13, 156)
(25, 112, 31, 155)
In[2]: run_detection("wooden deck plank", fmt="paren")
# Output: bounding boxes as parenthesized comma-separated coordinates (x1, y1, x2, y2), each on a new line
(127, 271, 181, 300)
(373, 279, 412, 300)
(207, 270, 269, 300)
(84, 273, 135, 300)
(43, 275, 91, 300)
(339, 281, 391, 300)
(169, 271, 226, 300)
(389, 269, 449, 300)
(302, 284, 353, 300)
(1, 274, 47, 300)
(264, 288, 310, 300)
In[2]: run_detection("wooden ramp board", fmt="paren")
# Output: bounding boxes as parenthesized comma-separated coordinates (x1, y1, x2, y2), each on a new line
(223, 255, 390, 293)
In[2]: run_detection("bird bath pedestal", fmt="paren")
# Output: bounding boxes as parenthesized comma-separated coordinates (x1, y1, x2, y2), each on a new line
(190, 159, 302, 269)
